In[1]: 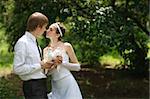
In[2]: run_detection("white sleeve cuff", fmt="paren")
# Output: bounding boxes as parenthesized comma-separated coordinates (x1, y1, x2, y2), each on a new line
(61, 62, 81, 71)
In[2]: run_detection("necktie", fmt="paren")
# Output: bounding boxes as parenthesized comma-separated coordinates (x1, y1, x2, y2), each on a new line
(36, 40, 47, 74)
(36, 40, 42, 60)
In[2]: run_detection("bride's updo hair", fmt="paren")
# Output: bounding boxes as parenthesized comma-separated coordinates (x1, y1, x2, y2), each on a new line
(54, 22, 66, 41)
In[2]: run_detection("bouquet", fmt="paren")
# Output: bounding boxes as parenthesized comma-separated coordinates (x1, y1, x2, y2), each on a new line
(51, 47, 64, 72)
(43, 48, 53, 74)
(43, 47, 64, 73)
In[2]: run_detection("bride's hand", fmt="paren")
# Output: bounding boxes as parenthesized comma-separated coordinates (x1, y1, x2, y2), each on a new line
(53, 56, 62, 65)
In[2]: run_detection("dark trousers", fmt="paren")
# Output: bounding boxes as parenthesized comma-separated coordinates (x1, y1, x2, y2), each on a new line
(23, 78, 48, 99)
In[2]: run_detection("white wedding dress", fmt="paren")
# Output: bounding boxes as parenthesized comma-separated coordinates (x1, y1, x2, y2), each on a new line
(45, 47, 82, 99)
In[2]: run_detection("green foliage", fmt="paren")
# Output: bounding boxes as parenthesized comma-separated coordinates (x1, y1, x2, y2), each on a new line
(99, 50, 124, 68)
(3, 0, 72, 51)
(0, 74, 23, 98)
(66, 0, 149, 75)
(0, 26, 13, 67)
(0, 0, 15, 23)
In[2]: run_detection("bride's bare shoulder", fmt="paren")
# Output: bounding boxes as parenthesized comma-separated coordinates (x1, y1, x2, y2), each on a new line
(64, 42, 72, 47)
(64, 42, 73, 52)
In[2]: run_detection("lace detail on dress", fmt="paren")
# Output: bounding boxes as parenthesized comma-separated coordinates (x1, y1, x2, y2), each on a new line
(44, 47, 69, 73)
(51, 47, 65, 72)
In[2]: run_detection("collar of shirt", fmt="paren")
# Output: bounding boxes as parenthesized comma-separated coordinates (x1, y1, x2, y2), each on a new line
(25, 31, 36, 43)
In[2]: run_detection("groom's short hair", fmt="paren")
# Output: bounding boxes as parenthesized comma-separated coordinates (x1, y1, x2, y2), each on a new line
(26, 12, 48, 32)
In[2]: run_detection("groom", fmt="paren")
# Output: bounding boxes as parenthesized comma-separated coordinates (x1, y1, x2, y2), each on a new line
(13, 12, 53, 99)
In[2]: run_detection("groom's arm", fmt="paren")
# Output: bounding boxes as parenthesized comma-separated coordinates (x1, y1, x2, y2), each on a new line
(13, 41, 43, 75)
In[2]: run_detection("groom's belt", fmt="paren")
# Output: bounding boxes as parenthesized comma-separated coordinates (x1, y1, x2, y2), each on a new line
(23, 78, 46, 82)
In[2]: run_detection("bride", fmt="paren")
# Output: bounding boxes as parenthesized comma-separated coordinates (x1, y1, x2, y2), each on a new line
(43, 22, 82, 99)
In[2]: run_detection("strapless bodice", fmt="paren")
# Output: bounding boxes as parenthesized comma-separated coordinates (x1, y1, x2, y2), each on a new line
(44, 47, 72, 81)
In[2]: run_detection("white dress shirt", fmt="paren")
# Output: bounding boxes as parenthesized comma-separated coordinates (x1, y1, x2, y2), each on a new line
(13, 31, 46, 81)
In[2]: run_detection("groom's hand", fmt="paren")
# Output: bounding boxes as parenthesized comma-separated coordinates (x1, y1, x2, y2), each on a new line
(40, 61, 54, 69)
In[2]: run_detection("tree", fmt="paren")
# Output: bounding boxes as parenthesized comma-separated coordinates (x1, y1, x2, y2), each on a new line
(67, 0, 149, 75)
